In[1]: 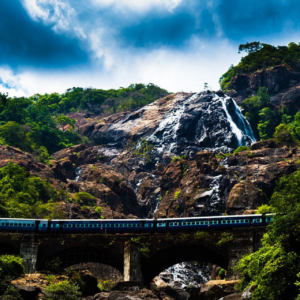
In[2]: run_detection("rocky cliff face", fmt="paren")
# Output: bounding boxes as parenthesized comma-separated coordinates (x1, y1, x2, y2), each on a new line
(79, 91, 255, 156)
(228, 64, 300, 110)
(0, 90, 297, 219)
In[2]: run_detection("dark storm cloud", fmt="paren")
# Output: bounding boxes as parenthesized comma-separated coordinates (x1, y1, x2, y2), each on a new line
(215, 0, 300, 41)
(110, 0, 300, 48)
(0, 0, 88, 69)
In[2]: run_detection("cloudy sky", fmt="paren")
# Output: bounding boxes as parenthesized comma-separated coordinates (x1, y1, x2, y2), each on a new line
(1, 0, 300, 97)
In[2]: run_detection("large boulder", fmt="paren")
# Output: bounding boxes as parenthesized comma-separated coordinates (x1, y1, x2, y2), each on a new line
(199, 280, 239, 300)
(226, 181, 264, 213)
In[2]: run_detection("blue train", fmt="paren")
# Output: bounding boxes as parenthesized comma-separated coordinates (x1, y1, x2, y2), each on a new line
(0, 214, 274, 233)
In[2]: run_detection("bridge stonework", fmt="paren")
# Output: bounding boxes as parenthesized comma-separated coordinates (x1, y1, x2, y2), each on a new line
(0, 227, 266, 284)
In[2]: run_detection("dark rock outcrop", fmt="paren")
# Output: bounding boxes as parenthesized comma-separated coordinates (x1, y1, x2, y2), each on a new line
(227, 64, 300, 110)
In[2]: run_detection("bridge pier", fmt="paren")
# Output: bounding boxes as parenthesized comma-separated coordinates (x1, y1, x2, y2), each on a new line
(20, 234, 38, 274)
(227, 227, 265, 279)
(124, 241, 143, 283)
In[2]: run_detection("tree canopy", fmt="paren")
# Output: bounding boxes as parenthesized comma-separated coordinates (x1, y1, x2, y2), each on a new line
(220, 42, 300, 90)
(236, 169, 300, 299)
(0, 83, 168, 160)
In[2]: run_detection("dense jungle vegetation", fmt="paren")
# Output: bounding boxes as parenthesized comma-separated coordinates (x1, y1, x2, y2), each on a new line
(236, 169, 300, 299)
(219, 41, 300, 145)
(240, 86, 300, 144)
(219, 41, 300, 90)
(0, 83, 168, 161)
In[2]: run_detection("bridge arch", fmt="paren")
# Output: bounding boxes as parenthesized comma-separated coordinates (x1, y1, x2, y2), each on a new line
(142, 244, 228, 285)
(39, 246, 123, 274)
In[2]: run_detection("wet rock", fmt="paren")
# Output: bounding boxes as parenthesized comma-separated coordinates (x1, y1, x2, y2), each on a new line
(158, 287, 190, 300)
(79, 270, 99, 296)
(222, 293, 243, 300)
(199, 280, 239, 300)
(10, 284, 41, 300)
(78, 92, 255, 156)
(92, 289, 159, 300)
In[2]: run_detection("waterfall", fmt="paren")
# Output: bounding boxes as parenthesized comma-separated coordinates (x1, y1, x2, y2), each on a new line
(147, 93, 200, 153)
(231, 99, 256, 143)
(220, 96, 256, 147)
(220, 98, 244, 146)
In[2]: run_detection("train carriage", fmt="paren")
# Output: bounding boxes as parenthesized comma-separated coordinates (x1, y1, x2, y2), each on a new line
(0, 214, 274, 234)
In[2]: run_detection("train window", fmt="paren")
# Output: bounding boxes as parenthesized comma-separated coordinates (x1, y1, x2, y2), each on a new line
(137, 224, 140, 227)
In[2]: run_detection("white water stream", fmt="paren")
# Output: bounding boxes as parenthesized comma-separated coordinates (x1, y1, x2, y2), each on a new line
(220, 96, 256, 146)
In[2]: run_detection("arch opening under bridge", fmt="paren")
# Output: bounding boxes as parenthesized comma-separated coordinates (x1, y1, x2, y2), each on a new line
(142, 244, 228, 285)
(39, 246, 123, 274)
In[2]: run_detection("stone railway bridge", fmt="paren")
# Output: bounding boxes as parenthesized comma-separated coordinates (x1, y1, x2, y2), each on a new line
(0, 227, 265, 285)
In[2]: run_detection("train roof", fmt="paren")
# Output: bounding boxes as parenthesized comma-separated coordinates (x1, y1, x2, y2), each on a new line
(156, 214, 272, 221)
(0, 218, 46, 221)
(0, 214, 275, 222)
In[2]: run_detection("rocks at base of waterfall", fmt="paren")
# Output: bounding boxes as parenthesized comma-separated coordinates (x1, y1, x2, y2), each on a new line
(91, 289, 159, 300)
(221, 293, 243, 300)
(153, 262, 211, 290)
(199, 280, 239, 300)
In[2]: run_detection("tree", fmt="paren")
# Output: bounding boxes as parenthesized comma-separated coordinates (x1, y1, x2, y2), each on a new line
(238, 42, 262, 54)
(258, 107, 276, 139)
(273, 124, 297, 145)
(0, 255, 25, 293)
(55, 115, 76, 132)
(235, 169, 300, 299)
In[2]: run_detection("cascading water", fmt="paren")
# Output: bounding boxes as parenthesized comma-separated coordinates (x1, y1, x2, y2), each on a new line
(220, 97, 244, 146)
(231, 99, 256, 143)
(145, 92, 256, 156)
(147, 93, 200, 153)
(219, 95, 256, 147)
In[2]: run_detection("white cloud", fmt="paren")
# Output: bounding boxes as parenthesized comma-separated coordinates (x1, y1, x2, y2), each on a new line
(90, 0, 182, 13)
(0, 38, 240, 97)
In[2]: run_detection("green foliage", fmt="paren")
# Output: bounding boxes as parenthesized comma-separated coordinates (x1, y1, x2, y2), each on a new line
(0, 84, 168, 157)
(174, 190, 181, 200)
(0, 162, 65, 218)
(132, 138, 155, 164)
(171, 156, 181, 163)
(0, 255, 25, 293)
(273, 123, 297, 145)
(44, 280, 82, 300)
(45, 258, 62, 273)
(220, 42, 300, 89)
(0, 93, 82, 157)
(217, 232, 233, 246)
(171, 154, 187, 163)
(256, 204, 276, 214)
(98, 279, 115, 292)
(235, 168, 300, 299)
(73, 192, 96, 204)
(218, 268, 226, 280)
(233, 146, 251, 154)
(2, 286, 22, 300)
(215, 152, 232, 159)
(94, 206, 103, 218)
